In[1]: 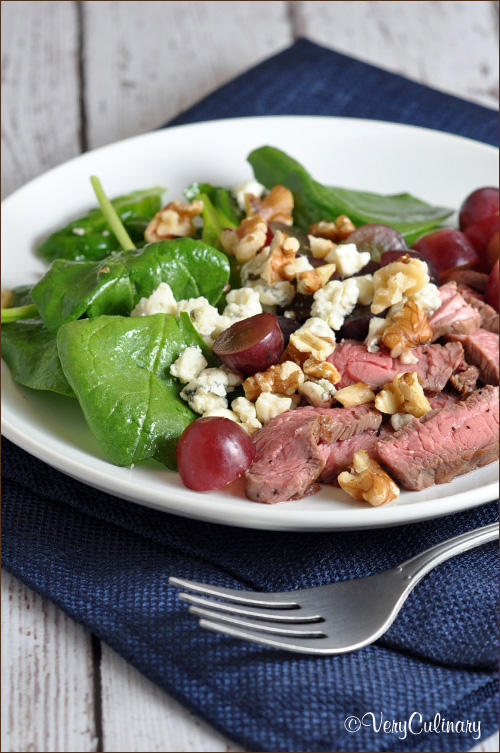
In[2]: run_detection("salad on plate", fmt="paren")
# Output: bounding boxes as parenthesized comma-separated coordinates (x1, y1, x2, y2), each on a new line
(2, 146, 498, 507)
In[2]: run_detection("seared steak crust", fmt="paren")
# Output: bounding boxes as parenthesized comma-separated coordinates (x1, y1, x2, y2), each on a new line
(446, 329, 499, 386)
(457, 284, 499, 334)
(377, 386, 499, 490)
(428, 282, 480, 340)
(245, 405, 382, 503)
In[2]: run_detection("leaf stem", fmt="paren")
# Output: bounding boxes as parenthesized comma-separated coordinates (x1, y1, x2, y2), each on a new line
(1, 304, 39, 323)
(90, 176, 136, 251)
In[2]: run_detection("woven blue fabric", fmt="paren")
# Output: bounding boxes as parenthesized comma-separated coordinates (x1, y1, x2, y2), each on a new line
(2, 39, 499, 752)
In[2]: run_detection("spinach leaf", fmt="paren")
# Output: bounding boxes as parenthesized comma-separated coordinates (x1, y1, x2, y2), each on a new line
(2, 318, 75, 396)
(248, 146, 453, 242)
(57, 312, 211, 468)
(38, 187, 164, 263)
(32, 238, 230, 334)
(194, 184, 241, 310)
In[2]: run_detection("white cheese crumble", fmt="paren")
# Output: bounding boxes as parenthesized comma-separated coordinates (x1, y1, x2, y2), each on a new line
(179, 366, 242, 415)
(231, 179, 265, 210)
(169, 347, 207, 384)
(222, 286, 262, 320)
(255, 393, 292, 423)
(311, 278, 360, 330)
(390, 413, 415, 431)
(176, 297, 222, 338)
(353, 274, 374, 306)
(130, 282, 178, 317)
(299, 379, 337, 408)
(324, 243, 370, 277)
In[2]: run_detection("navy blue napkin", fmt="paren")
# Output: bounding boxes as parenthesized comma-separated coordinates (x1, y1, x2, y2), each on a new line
(2, 39, 499, 752)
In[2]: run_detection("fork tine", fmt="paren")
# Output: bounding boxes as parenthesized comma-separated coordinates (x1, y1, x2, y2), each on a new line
(199, 619, 337, 655)
(188, 606, 326, 637)
(169, 576, 300, 607)
(180, 594, 323, 622)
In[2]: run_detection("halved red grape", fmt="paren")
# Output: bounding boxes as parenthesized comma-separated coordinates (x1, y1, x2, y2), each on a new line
(345, 224, 408, 261)
(487, 231, 500, 271)
(213, 313, 284, 376)
(337, 305, 372, 341)
(485, 260, 499, 312)
(177, 417, 256, 491)
(412, 229, 479, 274)
(380, 249, 439, 285)
(464, 214, 499, 269)
(275, 315, 301, 346)
(459, 187, 499, 231)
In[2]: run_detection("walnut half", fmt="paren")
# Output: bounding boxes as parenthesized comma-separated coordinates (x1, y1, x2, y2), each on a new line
(145, 200, 203, 242)
(338, 451, 400, 506)
(243, 361, 304, 402)
(382, 300, 433, 358)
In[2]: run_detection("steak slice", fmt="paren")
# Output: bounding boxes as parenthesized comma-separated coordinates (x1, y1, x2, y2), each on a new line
(319, 424, 392, 484)
(428, 282, 480, 339)
(376, 386, 499, 490)
(449, 365, 480, 396)
(245, 405, 382, 504)
(446, 329, 499, 386)
(439, 269, 489, 292)
(328, 340, 465, 392)
(456, 284, 499, 334)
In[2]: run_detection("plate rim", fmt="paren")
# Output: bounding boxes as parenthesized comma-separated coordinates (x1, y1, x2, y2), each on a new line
(2, 115, 499, 531)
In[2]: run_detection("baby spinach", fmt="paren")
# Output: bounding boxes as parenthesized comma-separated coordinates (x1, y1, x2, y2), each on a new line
(31, 238, 230, 334)
(2, 318, 75, 396)
(248, 146, 453, 243)
(192, 184, 241, 310)
(38, 187, 164, 263)
(57, 312, 213, 469)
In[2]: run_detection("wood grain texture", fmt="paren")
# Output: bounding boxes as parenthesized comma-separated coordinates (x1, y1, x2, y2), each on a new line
(82, 0, 292, 150)
(1, 573, 97, 753)
(99, 644, 245, 752)
(0, 0, 82, 199)
(294, 0, 499, 108)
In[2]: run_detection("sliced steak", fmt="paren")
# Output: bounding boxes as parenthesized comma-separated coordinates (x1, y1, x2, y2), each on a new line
(439, 269, 489, 292)
(457, 284, 499, 334)
(377, 386, 499, 490)
(319, 424, 392, 484)
(245, 405, 382, 504)
(449, 365, 480, 396)
(329, 340, 465, 392)
(428, 282, 480, 339)
(446, 329, 499, 386)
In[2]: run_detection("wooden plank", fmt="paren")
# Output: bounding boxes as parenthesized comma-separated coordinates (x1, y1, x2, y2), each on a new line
(1, 573, 98, 753)
(99, 644, 245, 752)
(294, 0, 499, 108)
(81, 0, 292, 150)
(0, 0, 82, 199)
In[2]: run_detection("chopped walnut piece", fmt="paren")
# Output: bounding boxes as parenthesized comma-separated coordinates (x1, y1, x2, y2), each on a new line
(260, 230, 300, 284)
(338, 450, 400, 506)
(382, 300, 433, 358)
(302, 358, 341, 385)
(375, 372, 431, 418)
(286, 317, 336, 365)
(245, 185, 294, 225)
(220, 215, 268, 263)
(1, 288, 13, 309)
(308, 215, 355, 243)
(145, 200, 203, 242)
(308, 236, 336, 258)
(242, 361, 304, 402)
(334, 382, 376, 407)
(371, 256, 430, 314)
(296, 263, 336, 295)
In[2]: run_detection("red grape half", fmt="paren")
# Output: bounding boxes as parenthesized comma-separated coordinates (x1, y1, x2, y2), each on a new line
(177, 417, 256, 491)
(459, 187, 499, 231)
(213, 313, 284, 376)
(412, 229, 479, 274)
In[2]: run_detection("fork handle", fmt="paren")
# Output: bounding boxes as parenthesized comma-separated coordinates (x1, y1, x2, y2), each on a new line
(397, 521, 499, 582)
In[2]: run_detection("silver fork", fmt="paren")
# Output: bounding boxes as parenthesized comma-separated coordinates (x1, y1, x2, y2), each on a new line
(169, 522, 498, 655)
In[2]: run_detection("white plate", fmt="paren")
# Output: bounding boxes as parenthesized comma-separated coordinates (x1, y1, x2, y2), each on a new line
(2, 116, 498, 531)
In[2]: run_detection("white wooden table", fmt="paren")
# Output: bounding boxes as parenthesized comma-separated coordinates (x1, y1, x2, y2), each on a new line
(1, 2, 498, 751)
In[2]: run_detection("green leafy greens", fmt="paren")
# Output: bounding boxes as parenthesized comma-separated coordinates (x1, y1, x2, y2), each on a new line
(57, 313, 215, 468)
(38, 186, 165, 262)
(31, 238, 230, 334)
(248, 146, 453, 244)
